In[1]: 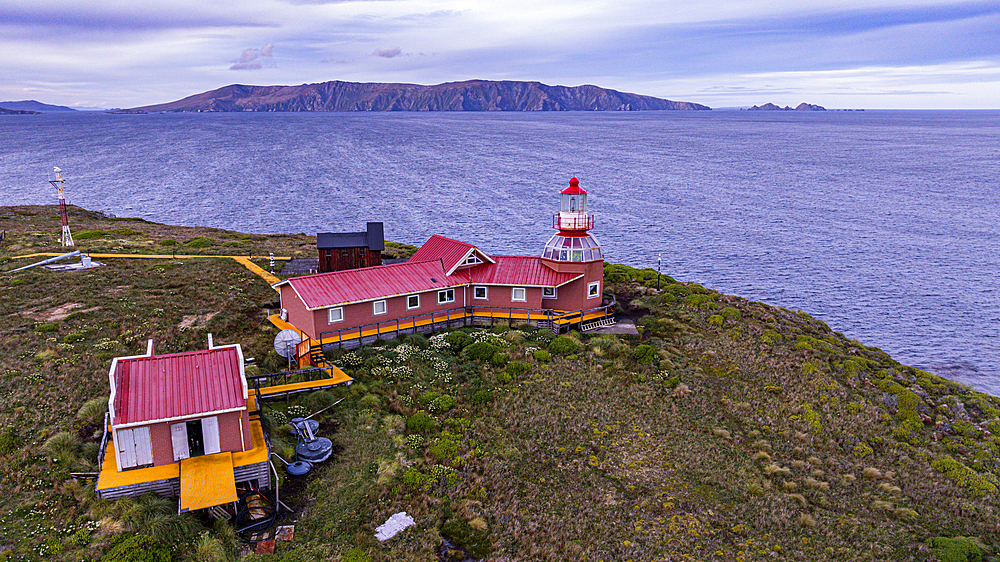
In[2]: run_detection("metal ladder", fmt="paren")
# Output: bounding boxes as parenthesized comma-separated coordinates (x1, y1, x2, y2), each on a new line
(581, 316, 617, 332)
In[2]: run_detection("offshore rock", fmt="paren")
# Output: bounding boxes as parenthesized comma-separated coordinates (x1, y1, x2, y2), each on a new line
(124, 80, 711, 112)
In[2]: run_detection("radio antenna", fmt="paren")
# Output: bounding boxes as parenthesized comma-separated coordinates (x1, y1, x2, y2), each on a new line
(49, 167, 74, 247)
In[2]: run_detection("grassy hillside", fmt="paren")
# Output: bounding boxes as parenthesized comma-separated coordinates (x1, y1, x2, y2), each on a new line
(0, 206, 997, 562)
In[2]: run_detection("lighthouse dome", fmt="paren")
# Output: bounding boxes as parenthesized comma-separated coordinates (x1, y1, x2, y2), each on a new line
(542, 232, 603, 262)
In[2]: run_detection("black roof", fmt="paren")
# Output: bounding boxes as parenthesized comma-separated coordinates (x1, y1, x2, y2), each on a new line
(317, 222, 384, 251)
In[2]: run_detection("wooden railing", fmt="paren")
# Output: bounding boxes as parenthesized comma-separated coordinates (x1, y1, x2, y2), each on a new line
(313, 295, 617, 350)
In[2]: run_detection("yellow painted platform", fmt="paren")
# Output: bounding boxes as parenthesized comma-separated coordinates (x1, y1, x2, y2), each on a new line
(254, 369, 353, 398)
(96, 419, 269, 492)
(179, 452, 238, 512)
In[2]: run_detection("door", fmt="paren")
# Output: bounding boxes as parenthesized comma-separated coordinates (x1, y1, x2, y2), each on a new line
(201, 416, 221, 455)
(132, 426, 153, 466)
(117, 427, 153, 469)
(171, 422, 190, 461)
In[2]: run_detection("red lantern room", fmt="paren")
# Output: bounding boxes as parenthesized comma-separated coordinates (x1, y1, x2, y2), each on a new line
(542, 177, 603, 263)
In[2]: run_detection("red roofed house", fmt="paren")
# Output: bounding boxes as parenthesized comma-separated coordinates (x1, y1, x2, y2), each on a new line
(96, 338, 271, 511)
(273, 178, 613, 352)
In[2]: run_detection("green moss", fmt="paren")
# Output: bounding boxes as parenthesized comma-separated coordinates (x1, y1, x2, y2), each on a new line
(407, 412, 437, 434)
(34, 322, 59, 333)
(183, 236, 214, 248)
(930, 455, 998, 497)
(632, 344, 657, 365)
(74, 229, 107, 240)
(925, 536, 986, 562)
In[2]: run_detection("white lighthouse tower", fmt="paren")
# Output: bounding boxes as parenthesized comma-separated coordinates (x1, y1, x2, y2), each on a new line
(540, 177, 605, 311)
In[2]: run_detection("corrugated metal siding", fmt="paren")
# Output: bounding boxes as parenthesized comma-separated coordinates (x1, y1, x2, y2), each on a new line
(113, 347, 245, 427)
(289, 260, 463, 309)
(471, 256, 581, 287)
(409, 235, 477, 273)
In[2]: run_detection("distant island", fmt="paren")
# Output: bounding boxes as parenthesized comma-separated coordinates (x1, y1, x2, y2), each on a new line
(117, 80, 712, 113)
(747, 102, 826, 111)
(0, 100, 76, 112)
(0, 107, 41, 115)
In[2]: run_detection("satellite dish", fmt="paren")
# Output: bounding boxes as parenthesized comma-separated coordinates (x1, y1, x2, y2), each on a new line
(273, 329, 302, 358)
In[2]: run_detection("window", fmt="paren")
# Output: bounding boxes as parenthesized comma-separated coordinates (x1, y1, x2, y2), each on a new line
(588, 281, 601, 299)
(328, 307, 344, 323)
(463, 255, 483, 266)
(474, 286, 488, 300)
(542, 287, 557, 299)
(512, 287, 526, 302)
(407, 295, 420, 310)
(373, 300, 387, 315)
(438, 289, 455, 304)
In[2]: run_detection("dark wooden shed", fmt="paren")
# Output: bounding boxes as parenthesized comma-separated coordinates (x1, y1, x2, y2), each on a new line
(317, 222, 385, 273)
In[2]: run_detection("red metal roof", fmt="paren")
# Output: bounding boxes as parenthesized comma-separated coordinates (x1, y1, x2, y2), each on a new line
(281, 259, 464, 309)
(560, 177, 587, 195)
(471, 256, 582, 287)
(409, 235, 493, 274)
(112, 346, 246, 427)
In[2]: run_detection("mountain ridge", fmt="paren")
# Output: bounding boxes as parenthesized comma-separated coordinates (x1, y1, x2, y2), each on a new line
(121, 79, 711, 112)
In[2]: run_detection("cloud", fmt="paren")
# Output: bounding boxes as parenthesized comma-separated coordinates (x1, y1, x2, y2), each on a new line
(373, 46, 402, 58)
(230, 42, 275, 70)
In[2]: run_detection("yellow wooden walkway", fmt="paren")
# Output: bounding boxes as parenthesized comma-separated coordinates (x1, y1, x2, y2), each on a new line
(11, 252, 288, 290)
(254, 368, 353, 398)
(269, 307, 612, 348)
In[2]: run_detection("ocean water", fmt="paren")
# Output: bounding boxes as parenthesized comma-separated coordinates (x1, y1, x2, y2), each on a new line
(2, 110, 998, 395)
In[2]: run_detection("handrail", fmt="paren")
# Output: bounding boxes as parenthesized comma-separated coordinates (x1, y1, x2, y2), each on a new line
(97, 411, 110, 469)
(316, 300, 617, 346)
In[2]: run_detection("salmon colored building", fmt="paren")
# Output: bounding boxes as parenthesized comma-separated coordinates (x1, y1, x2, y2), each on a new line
(273, 178, 615, 351)
(96, 339, 272, 512)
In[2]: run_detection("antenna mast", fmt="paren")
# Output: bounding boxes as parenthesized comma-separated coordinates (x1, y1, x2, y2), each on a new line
(49, 167, 74, 247)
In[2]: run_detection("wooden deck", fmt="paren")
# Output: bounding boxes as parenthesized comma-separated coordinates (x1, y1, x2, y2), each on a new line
(268, 306, 613, 350)
(95, 419, 268, 495)
(254, 370, 353, 398)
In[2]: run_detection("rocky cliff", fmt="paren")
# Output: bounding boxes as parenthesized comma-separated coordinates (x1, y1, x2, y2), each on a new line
(124, 80, 711, 112)
(747, 102, 826, 111)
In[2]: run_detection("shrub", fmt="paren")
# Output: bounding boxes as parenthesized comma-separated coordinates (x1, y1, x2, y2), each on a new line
(35, 322, 59, 333)
(0, 427, 20, 455)
(159, 239, 178, 246)
(445, 331, 473, 352)
(76, 396, 109, 427)
(496, 372, 513, 384)
(358, 394, 382, 411)
(429, 395, 457, 414)
(925, 536, 986, 562)
(183, 236, 214, 248)
(548, 336, 580, 355)
(108, 228, 143, 237)
(74, 229, 108, 240)
(533, 350, 551, 362)
(42, 431, 82, 462)
(462, 342, 499, 362)
(429, 436, 458, 460)
(100, 534, 171, 562)
(407, 412, 437, 434)
(64, 332, 86, 344)
(507, 361, 531, 377)
(491, 352, 509, 367)
(471, 389, 492, 405)
(418, 392, 441, 406)
(302, 390, 335, 412)
(632, 344, 657, 365)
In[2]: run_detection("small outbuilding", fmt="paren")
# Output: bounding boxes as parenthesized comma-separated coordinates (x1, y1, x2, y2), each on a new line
(97, 338, 270, 511)
(317, 222, 385, 273)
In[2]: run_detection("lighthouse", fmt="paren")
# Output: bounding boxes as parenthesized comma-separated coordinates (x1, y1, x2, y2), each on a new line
(541, 177, 605, 310)
(542, 177, 603, 263)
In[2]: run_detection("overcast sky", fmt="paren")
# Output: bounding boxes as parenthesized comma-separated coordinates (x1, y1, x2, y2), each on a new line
(2, 0, 998, 109)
